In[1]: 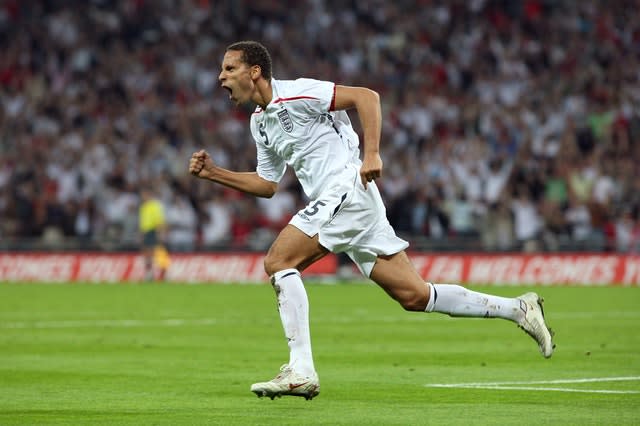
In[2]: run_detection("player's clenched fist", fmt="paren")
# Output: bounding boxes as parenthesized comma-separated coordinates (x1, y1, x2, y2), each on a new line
(189, 149, 214, 178)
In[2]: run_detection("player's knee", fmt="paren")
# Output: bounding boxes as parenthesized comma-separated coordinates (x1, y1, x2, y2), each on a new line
(264, 254, 288, 277)
(263, 256, 275, 277)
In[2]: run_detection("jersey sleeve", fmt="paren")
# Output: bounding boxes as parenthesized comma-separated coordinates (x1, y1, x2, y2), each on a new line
(255, 139, 287, 183)
(250, 113, 287, 183)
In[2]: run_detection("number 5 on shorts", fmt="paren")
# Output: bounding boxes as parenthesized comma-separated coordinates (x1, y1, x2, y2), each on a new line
(303, 201, 327, 216)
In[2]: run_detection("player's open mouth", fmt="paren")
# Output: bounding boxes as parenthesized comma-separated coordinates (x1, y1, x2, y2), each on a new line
(222, 85, 233, 99)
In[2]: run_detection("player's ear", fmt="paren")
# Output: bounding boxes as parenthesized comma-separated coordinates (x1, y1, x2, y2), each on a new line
(250, 65, 261, 80)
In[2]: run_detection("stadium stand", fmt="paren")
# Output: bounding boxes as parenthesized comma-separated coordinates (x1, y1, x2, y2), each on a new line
(1, 0, 639, 253)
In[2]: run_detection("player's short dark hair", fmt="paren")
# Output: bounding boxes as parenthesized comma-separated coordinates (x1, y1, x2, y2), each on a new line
(226, 41, 272, 80)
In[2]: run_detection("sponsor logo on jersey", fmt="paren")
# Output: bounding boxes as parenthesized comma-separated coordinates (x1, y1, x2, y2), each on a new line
(277, 108, 293, 133)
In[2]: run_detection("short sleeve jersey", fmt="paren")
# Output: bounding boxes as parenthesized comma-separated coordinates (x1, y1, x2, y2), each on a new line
(250, 78, 361, 199)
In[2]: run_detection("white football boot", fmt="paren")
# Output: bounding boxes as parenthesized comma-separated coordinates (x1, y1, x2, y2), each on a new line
(251, 365, 320, 400)
(517, 292, 555, 358)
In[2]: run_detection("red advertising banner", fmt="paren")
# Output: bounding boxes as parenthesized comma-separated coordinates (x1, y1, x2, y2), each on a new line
(0, 252, 638, 285)
(0, 253, 336, 283)
(407, 253, 640, 286)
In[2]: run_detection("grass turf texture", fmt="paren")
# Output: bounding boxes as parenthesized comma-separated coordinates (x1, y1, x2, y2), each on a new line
(0, 282, 638, 425)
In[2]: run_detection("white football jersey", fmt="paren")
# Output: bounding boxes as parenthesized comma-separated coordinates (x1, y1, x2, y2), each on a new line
(250, 78, 361, 199)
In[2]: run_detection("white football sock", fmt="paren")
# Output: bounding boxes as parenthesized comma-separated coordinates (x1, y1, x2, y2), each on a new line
(426, 283, 524, 322)
(271, 269, 315, 377)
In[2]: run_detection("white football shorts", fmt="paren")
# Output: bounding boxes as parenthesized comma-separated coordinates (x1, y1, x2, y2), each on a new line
(289, 164, 409, 277)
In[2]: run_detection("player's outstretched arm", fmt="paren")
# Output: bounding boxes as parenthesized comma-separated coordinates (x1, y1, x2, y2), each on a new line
(333, 85, 383, 189)
(189, 149, 278, 198)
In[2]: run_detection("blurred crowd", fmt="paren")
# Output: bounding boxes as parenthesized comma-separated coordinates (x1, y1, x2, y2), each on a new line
(1, 0, 640, 253)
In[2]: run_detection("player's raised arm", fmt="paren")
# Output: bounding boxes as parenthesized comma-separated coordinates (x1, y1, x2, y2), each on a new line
(332, 85, 383, 189)
(189, 149, 278, 198)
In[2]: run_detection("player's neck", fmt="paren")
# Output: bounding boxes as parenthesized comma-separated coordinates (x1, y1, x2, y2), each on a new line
(253, 78, 273, 109)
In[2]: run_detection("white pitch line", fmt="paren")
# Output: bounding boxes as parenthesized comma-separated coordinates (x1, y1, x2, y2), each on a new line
(548, 311, 640, 319)
(1, 310, 639, 325)
(431, 376, 640, 386)
(426, 376, 640, 394)
(1, 309, 639, 329)
(0, 318, 219, 329)
(428, 384, 639, 394)
(0, 315, 458, 328)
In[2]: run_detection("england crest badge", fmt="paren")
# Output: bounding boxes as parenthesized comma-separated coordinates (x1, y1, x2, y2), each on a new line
(277, 108, 293, 133)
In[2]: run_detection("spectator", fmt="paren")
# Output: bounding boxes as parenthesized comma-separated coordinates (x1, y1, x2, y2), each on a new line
(201, 189, 233, 248)
(0, 0, 638, 254)
(443, 189, 480, 238)
(165, 192, 198, 251)
(614, 208, 640, 253)
(511, 185, 543, 252)
(481, 196, 515, 252)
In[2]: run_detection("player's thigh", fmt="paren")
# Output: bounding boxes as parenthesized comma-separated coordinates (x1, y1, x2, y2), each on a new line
(369, 250, 430, 311)
(264, 224, 329, 275)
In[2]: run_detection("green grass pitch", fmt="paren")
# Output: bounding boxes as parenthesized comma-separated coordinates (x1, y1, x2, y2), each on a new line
(1, 282, 639, 425)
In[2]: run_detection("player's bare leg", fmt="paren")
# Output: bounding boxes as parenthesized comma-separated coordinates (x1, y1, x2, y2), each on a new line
(370, 251, 555, 357)
(263, 225, 329, 275)
(252, 225, 327, 400)
(369, 250, 430, 311)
